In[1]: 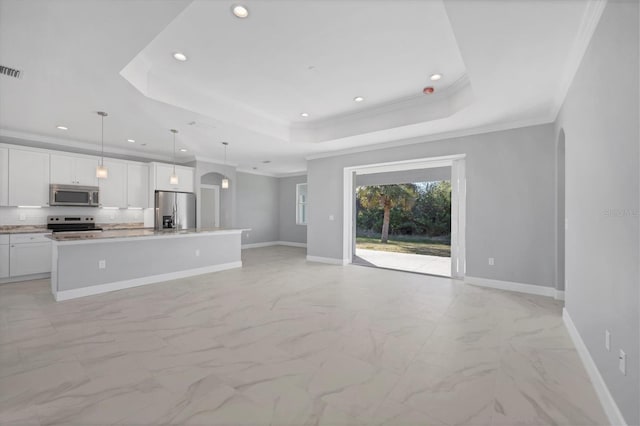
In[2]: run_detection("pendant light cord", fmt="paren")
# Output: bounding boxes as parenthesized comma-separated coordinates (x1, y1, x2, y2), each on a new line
(170, 129, 178, 174)
(100, 114, 104, 167)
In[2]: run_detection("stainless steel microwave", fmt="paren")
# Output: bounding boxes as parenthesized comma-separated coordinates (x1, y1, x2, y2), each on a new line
(49, 184, 99, 207)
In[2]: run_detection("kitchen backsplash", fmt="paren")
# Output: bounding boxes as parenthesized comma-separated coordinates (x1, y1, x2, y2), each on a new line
(0, 206, 149, 226)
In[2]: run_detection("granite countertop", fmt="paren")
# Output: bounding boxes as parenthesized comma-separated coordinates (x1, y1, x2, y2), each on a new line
(0, 226, 50, 235)
(0, 223, 145, 235)
(46, 227, 245, 242)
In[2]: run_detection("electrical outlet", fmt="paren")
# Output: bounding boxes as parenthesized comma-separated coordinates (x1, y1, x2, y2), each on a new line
(195, 249, 200, 257)
(619, 350, 626, 375)
(19, 213, 26, 221)
(605, 330, 610, 351)
(98, 260, 106, 269)
(329, 215, 335, 221)
(488, 258, 495, 266)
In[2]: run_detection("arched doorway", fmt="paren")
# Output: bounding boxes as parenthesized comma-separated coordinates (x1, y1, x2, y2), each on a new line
(200, 172, 226, 228)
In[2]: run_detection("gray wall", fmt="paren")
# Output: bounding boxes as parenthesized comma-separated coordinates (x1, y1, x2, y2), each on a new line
(236, 172, 280, 245)
(356, 167, 451, 186)
(278, 175, 307, 244)
(307, 124, 556, 288)
(555, 1, 639, 423)
(556, 131, 565, 292)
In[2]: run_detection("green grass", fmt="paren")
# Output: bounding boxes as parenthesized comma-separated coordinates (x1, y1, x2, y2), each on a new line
(356, 236, 451, 257)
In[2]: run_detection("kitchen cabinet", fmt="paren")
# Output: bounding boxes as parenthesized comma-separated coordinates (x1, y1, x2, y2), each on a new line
(50, 154, 99, 186)
(0, 235, 8, 279)
(99, 159, 127, 208)
(127, 163, 149, 208)
(9, 233, 51, 277)
(151, 163, 194, 193)
(0, 148, 8, 206)
(8, 149, 50, 206)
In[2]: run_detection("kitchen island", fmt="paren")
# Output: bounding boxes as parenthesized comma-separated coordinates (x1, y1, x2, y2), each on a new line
(47, 228, 245, 301)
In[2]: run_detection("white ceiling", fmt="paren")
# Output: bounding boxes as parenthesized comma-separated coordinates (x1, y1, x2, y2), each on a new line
(0, 0, 599, 174)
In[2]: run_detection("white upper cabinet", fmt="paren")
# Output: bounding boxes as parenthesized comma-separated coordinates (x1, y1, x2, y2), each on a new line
(8, 149, 50, 206)
(127, 163, 149, 208)
(0, 148, 8, 206)
(75, 157, 100, 186)
(152, 163, 194, 193)
(99, 159, 127, 208)
(50, 154, 98, 186)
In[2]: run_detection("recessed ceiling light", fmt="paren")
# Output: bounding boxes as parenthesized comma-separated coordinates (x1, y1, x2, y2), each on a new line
(300, 112, 309, 118)
(232, 5, 249, 18)
(430, 73, 442, 81)
(56, 125, 68, 130)
(179, 148, 187, 152)
(127, 139, 135, 143)
(173, 52, 187, 62)
(353, 96, 364, 102)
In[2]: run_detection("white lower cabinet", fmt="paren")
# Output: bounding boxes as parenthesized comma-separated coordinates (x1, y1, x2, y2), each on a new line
(8, 234, 52, 277)
(0, 240, 9, 279)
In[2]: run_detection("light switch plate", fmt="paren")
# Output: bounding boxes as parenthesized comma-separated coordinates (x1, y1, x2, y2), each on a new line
(605, 330, 610, 351)
(98, 260, 106, 269)
(619, 350, 626, 375)
(488, 258, 495, 266)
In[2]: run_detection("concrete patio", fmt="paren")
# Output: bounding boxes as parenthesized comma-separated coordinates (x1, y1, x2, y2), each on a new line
(354, 248, 451, 277)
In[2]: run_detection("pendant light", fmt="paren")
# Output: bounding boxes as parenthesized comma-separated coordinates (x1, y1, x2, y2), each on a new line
(221, 142, 230, 189)
(96, 111, 108, 179)
(170, 129, 179, 185)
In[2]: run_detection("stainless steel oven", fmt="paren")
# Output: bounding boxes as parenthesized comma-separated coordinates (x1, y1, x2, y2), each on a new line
(49, 185, 99, 207)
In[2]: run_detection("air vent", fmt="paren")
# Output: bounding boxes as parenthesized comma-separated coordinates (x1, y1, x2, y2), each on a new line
(0, 65, 22, 79)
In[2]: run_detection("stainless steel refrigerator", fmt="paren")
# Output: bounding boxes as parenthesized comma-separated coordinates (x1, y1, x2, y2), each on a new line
(154, 191, 197, 230)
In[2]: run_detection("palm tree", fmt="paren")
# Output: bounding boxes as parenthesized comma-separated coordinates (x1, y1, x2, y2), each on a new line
(357, 184, 417, 243)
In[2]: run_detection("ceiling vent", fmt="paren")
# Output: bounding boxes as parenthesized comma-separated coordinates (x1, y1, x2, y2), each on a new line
(0, 65, 22, 79)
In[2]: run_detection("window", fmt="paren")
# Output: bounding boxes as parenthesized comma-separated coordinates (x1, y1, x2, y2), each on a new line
(296, 183, 307, 225)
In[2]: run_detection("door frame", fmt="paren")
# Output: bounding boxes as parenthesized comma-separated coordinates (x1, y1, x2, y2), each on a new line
(342, 154, 466, 279)
(199, 184, 220, 228)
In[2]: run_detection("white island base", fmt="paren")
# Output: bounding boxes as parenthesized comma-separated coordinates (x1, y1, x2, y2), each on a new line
(49, 229, 244, 301)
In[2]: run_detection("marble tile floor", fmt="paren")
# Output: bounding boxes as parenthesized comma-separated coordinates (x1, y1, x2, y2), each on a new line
(0, 246, 607, 426)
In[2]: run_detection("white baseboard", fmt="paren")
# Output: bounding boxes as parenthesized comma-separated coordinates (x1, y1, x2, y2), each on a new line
(276, 241, 307, 248)
(242, 241, 307, 249)
(242, 241, 279, 249)
(563, 308, 627, 426)
(306, 255, 347, 265)
(0, 272, 50, 284)
(465, 276, 556, 298)
(555, 290, 565, 301)
(54, 261, 242, 301)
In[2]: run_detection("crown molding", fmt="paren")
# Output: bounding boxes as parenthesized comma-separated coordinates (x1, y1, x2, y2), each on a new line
(305, 115, 553, 161)
(236, 168, 307, 178)
(277, 171, 307, 178)
(236, 168, 278, 177)
(551, 0, 607, 120)
(0, 128, 173, 162)
(193, 155, 239, 168)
